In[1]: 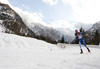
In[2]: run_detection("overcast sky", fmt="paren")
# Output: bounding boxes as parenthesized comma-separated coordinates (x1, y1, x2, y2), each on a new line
(0, 0, 100, 33)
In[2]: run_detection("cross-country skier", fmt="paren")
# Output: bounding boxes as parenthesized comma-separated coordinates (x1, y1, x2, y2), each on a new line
(75, 29, 91, 54)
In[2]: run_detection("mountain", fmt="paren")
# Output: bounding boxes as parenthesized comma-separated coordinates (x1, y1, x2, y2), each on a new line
(29, 23, 62, 43)
(0, 3, 36, 38)
(28, 23, 74, 43)
(80, 21, 100, 45)
(0, 3, 73, 44)
(87, 21, 100, 33)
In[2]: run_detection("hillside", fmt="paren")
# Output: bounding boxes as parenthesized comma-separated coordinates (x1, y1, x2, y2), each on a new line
(84, 21, 100, 44)
(0, 3, 36, 38)
(0, 32, 100, 69)
(0, 3, 73, 44)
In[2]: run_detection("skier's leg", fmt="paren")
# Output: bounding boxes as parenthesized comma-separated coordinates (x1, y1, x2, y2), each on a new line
(79, 41, 83, 53)
(79, 41, 82, 50)
(83, 39, 88, 49)
(83, 39, 91, 52)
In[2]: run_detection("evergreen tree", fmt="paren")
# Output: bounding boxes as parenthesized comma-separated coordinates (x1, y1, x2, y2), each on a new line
(61, 35, 64, 43)
(93, 29, 99, 45)
(80, 26, 83, 32)
(79, 26, 85, 34)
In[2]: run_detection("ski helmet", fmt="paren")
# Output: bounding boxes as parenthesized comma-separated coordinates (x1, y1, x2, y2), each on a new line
(75, 29, 78, 33)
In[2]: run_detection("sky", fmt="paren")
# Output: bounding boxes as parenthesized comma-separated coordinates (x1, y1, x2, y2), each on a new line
(0, 0, 100, 34)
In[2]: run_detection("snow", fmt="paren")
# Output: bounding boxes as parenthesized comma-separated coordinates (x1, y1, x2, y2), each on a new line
(0, 32, 100, 69)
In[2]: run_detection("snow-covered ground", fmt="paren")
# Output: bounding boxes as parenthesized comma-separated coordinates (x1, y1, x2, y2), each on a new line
(0, 32, 100, 69)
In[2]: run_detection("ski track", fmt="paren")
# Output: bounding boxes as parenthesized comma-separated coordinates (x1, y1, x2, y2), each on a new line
(0, 33, 100, 69)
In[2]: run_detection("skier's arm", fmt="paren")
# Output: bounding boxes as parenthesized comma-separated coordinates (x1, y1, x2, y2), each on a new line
(75, 37, 78, 40)
(75, 33, 79, 37)
(75, 33, 78, 39)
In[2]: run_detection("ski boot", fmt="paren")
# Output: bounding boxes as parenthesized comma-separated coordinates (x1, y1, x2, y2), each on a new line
(80, 49, 83, 54)
(87, 48, 91, 52)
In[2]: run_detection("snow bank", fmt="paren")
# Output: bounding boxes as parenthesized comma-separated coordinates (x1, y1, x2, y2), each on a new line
(0, 32, 57, 50)
(0, 32, 100, 69)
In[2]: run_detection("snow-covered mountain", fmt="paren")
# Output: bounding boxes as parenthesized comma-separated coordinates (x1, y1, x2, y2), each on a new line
(29, 23, 74, 43)
(84, 21, 100, 44)
(29, 23, 62, 43)
(0, 3, 73, 43)
(87, 21, 100, 33)
(0, 3, 36, 38)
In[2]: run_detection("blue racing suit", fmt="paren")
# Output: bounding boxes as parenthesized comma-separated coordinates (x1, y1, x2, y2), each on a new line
(75, 32, 88, 50)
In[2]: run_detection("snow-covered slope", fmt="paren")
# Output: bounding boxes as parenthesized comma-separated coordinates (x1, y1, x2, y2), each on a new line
(0, 32, 100, 69)
(0, 32, 56, 49)
(88, 21, 100, 33)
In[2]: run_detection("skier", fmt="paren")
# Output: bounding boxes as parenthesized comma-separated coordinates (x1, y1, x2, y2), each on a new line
(75, 29, 91, 54)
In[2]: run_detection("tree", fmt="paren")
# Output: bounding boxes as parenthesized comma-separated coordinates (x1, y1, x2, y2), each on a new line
(79, 26, 85, 35)
(93, 29, 99, 45)
(61, 35, 64, 43)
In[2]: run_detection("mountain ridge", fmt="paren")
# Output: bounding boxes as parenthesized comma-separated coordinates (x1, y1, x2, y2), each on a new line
(0, 3, 73, 43)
